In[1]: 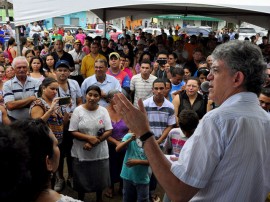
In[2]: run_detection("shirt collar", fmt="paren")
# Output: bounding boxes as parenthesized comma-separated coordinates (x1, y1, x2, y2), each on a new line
(139, 74, 151, 82)
(149, 96, 166, 108)
(220, 92, 259, 108)
(94, 74, 111, 84)
(12, 76, 32, 83)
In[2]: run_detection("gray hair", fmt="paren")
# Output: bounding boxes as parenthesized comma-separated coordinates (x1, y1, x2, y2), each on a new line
(212, 40, 266, 95)
(107, 89, 121, 100)
(12, 56, 28, 68)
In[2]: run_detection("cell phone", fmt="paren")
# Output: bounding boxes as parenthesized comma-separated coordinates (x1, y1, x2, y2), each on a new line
(156, 59, 167, 65)
(58, 96, 71, 106)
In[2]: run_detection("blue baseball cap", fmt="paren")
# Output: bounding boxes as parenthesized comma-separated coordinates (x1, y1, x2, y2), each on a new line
(55, 60, 70, 70)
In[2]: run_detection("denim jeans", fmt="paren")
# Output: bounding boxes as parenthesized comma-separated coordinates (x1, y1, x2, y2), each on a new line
(123, 179, 149, 202)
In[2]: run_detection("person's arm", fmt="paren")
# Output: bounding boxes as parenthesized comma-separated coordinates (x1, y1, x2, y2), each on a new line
(10, 48, 16, 59)
(115, 133, 136, 152)
(0, 106, 11, 125)
(157, 125, 173, 145)
(6, 96, 36, 111)
(107, 136, 121, 146)
(30, 98, 60, 122)
(71, 131, 100, 145)
(113, 94, 199, 201)
(125, 159, 149, 167)
(98, 129, 112, 142)
(165, 66, 172, 79)
(172, 94, 180, 124)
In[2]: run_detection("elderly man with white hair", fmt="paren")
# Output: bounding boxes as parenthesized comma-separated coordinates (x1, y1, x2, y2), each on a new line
(3, 56, 40, 121)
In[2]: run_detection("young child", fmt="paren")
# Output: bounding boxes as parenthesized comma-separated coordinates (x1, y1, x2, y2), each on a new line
(163, 109, 199, 161)
(116, 132, 150, 202)
(162, 109, 199, 202)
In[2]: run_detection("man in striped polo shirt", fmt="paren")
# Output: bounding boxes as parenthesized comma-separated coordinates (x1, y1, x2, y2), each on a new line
(143, 78, 175, 201)
(3, 56, 40, 121)
(130, 59, 157, 108)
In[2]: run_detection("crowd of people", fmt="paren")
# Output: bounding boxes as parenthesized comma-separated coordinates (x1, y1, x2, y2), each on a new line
(0, 22, 270, 202)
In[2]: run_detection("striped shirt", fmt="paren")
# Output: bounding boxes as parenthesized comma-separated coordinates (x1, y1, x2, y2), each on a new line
(3, 76, 40, 120)
(171, 92, 270, 201)
(130, 74, 157, 107)
(143, 96, 175, 140)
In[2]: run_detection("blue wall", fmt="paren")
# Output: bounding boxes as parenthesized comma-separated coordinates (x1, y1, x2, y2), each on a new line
(45, 11, 87, 29)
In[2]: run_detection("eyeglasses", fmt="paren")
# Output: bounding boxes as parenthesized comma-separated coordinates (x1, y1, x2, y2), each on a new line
(259, 100, 270, 106)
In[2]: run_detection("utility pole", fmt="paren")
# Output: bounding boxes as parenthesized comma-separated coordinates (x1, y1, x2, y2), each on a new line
(4, 0, 9, 21)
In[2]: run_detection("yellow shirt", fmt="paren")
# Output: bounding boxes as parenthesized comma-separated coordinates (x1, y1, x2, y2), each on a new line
(81, 54, 107, 78)
(172, 35, 180, 42)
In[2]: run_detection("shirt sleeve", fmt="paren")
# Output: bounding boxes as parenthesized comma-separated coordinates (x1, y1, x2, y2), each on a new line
(122, 133, 132, 142)
(168, 110, 176, 126)
(3, 81, 15, 103)
(81, 57, 87, 75)
(130, 77, 135, 91)
(69, 107, 80, 131)
(122, 75, 131, 88)
(80, 80, 87, 102)
(115, 78, 122, 92)
(73, 80, 82, 98)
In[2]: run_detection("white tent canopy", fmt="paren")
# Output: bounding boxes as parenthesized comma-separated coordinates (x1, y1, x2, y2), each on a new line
(12, 0, 270, 29)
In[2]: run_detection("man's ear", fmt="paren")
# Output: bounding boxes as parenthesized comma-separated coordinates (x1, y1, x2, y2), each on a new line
(46, 155, 53, 172)
(233, 71, 245, 88)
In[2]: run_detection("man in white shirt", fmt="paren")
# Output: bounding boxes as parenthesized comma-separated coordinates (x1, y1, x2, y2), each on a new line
(68, 40, 86, 86)
(130, 59, 157, 107)
(30, 21, 41, 37)
(113, 40, 270, 201)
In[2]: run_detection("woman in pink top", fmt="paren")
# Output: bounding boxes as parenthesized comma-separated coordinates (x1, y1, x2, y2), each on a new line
(82, 36, 92, 55)
(75, 28, 86, 45)
(122, 55, 135, 79)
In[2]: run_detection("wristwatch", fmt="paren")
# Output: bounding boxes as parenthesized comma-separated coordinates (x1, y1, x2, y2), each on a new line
(136, 131, 154, 147)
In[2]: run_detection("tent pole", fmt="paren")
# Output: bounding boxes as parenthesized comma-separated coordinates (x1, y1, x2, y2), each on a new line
(102, 9, 107, 38)
(15, 27, 22, 56)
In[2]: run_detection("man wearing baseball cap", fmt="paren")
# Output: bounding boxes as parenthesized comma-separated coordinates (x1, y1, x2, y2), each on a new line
(68, 40, 86, 86)
(54, 59, 83, 191)
(107, 52, 130, 92)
